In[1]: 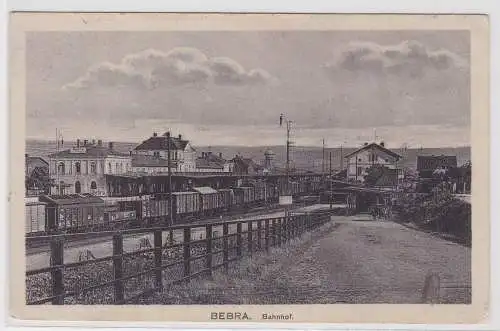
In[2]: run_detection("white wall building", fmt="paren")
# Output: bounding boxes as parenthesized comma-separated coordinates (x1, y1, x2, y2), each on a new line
(345, 142, 403, 183)
(48, 140, 132, 196)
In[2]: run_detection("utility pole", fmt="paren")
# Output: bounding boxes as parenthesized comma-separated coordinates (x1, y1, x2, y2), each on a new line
(167, 131, 173, 226)
(329, 151, 333, 210)
(322, 138, 325, 174)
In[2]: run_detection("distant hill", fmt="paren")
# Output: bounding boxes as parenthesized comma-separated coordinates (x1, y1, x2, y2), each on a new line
(25, 139, 470, 172)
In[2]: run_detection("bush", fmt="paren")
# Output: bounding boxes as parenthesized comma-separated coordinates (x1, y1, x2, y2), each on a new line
(393, 183, 471, 245)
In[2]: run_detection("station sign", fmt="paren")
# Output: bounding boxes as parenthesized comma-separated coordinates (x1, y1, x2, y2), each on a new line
(279, 195, 293, 205)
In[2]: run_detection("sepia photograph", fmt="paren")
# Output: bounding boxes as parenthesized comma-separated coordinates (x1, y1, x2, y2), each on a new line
(9, 13, 490, 324)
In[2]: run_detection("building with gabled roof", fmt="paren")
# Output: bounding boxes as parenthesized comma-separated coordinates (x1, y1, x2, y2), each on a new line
(132, 132, 196, 172)
(344, 142, 403, 183)
(196, 152, 233, 173)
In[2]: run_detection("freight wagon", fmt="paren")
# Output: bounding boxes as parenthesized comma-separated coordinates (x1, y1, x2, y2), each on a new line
(39, 194, 106, 233)
(193, 187, 222, 216)
(218, 189, 235, 212)
(25, 200, 47, 235)
(172, 191, 200, 223)
(233, 186, 255, 208)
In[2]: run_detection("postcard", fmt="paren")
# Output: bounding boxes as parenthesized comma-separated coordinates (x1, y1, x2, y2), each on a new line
(10, 12, 490, 324)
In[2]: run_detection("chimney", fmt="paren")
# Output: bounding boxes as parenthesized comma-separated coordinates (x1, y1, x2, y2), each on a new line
(108, 142, 114, 150)
(77, 139, 80, 147)
(97, 139, 103, 147)
(178, 134, 182, 140)
(153, 132, 157, 137)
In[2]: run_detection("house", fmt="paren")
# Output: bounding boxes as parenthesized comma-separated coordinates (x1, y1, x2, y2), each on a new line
(230, 155, 263, 175)
(133, 132, 196, 172)
(195, 152, 233, 173)
(416, 155, 458, 178)
(48, 139, 131, 196)
(344, 142, 403, 183)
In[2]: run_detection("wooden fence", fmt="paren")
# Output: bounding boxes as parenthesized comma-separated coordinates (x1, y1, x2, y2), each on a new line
(26, 210, 334, 305)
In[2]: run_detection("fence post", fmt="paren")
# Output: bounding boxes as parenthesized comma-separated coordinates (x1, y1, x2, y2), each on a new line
(183, 228, 191, 278)
(206, 224, 213, 276)
(112, 233, 124, 304)
(265, 219, 270, 251)
(223, 223, 229, 271)
(154, 230, 163, 292)
(236, 222, 242, 257)
(247, 221, 253, 255)
(50, 238, 64, 305)
(257, 220, 262, 250)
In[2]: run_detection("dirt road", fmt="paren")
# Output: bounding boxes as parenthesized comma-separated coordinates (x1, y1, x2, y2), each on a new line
(277, 219, 471, 303)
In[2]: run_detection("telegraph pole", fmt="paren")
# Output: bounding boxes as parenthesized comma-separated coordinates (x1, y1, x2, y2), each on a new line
(322, 138, 325, 174)
(329, 151, 333, 210)
(167, 131, 173, 226)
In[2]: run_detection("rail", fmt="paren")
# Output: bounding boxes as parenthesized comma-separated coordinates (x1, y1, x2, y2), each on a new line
(25, 210, 335, 305)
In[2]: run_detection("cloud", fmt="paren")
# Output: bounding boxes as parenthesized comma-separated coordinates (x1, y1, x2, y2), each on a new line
(325, 40, 468, 77)
(63, 47, 277, 90)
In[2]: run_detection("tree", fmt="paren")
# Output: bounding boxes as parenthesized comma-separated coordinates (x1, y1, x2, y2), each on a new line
(364, 165, 388, 187)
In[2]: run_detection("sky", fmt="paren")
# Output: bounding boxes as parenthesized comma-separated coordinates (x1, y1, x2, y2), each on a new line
(25, 31, 470, 148)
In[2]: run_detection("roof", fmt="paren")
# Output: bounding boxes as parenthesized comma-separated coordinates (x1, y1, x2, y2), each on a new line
(48, 145, 129, 159)
(196, 153, 226, 169)
(134, 133, 191, 151)
(417, 155, 458, 171)
(39, 193, 104, 205)
(344, 143, 402, 159)
(131, 155, 177, 168)
(192, 187, 218, 194)
(25, 156, 49, 167)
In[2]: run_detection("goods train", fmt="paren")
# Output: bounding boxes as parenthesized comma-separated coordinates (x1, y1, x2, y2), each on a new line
(25, 180, 321, 235)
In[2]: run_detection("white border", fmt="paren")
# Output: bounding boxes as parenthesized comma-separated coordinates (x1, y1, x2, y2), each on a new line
(2, 0, 498, 330)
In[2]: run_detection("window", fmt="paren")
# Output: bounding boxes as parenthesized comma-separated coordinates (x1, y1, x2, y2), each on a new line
(116, 163, 120, 173)
(75, 162, 81, 174)
(357, 167, 363, 176)
(58, 162, 65, 175)
(91, 181, 97, 190)
(90, 162, 97, 174)
(120, 163, 124, 173)
(75, 181, 81, 194)
(108, 163, 112, 173)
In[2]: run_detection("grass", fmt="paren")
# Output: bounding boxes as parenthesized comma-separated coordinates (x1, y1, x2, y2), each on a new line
(148, 220, 337, 305)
